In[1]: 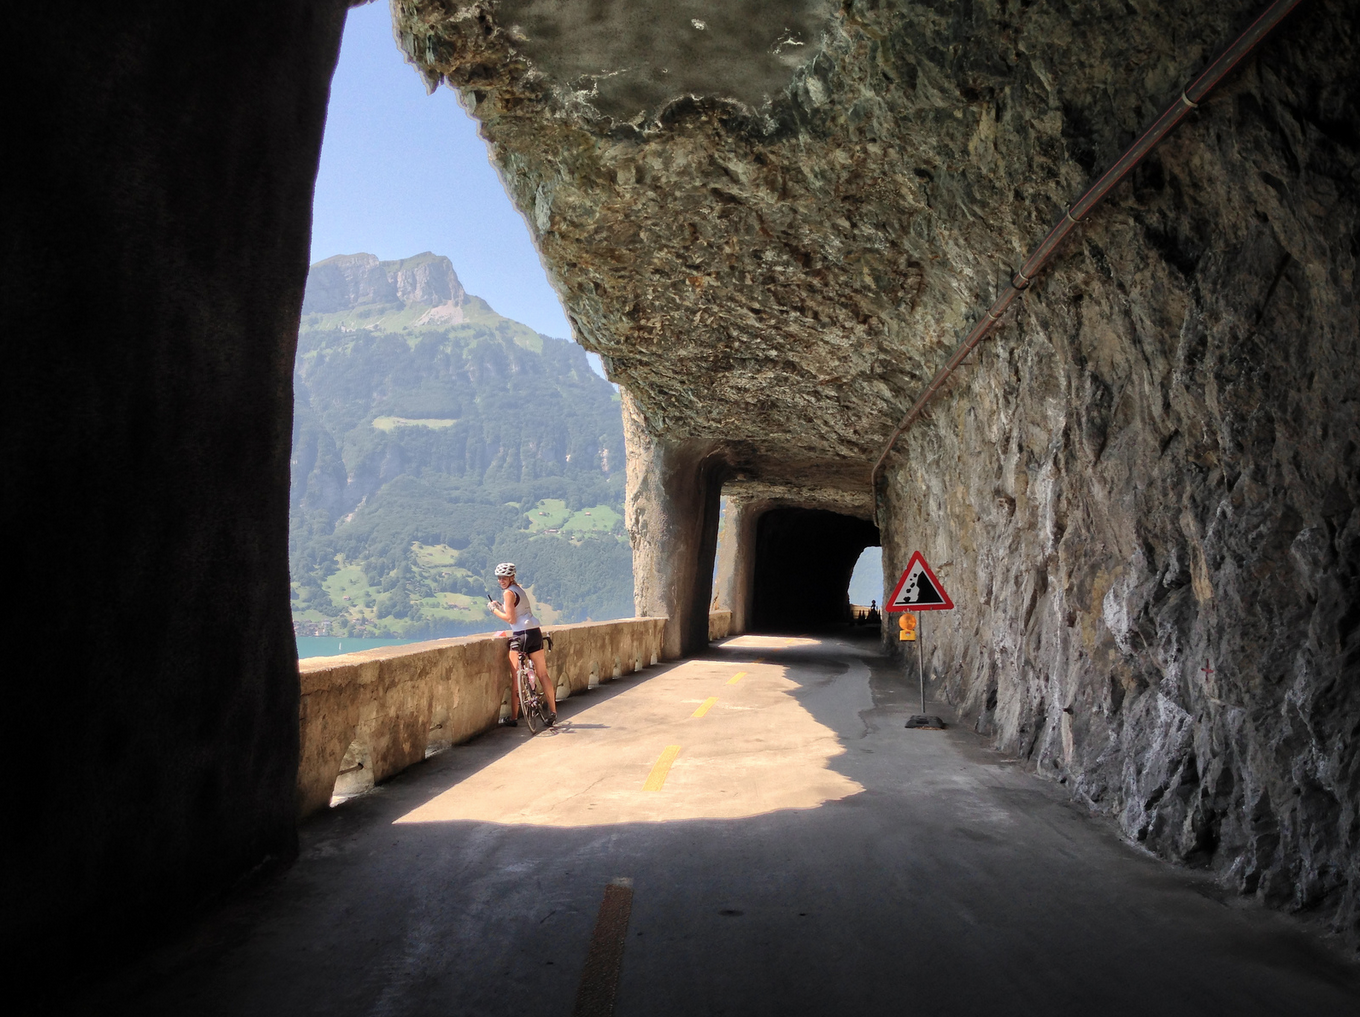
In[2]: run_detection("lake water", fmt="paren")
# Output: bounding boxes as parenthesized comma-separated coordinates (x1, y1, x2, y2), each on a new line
(296, 636, 424, 660)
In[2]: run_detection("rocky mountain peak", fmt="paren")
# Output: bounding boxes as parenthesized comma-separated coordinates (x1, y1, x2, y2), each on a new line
(389, 252, 467, 306)
(302, 252, 467, 315)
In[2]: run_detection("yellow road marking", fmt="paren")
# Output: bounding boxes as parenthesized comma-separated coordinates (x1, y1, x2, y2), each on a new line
(692, 697, 718, 718)
(574, 878, 633, 1016)
(727, 671, 747, 685)
(643, 745, 681, 791)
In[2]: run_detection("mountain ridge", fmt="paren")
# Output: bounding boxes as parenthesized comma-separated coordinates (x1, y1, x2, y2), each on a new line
(290, 252, 631, 641)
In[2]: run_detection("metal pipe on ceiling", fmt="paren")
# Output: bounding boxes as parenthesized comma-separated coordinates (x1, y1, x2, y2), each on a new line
(868, 0, 1305, 495)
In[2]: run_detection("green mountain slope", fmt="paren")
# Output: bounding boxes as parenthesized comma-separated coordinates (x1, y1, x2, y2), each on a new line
(289, 253, 632, 639)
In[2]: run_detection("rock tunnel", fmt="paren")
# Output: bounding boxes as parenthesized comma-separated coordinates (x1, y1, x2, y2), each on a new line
(6, 0, 1360, 983)
(747, 508, 880, 632)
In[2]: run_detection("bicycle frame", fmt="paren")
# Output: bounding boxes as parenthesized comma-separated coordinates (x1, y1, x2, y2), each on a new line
(515, 648, 549, 733)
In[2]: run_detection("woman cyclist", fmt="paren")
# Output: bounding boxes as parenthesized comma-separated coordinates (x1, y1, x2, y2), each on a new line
(489, 562, 557, 727)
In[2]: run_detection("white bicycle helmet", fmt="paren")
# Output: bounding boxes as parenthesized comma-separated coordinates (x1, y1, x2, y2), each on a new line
(494, 562, 517, 577)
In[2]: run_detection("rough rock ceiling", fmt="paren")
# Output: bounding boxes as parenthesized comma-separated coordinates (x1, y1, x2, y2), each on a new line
(395, 0, 1265, 491)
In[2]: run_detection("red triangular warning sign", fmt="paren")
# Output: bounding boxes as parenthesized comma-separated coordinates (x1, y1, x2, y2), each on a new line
(886, 551, 954, 611)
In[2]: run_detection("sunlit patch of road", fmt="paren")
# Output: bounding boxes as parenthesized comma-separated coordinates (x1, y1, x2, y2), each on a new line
(395, 648, 863, 828)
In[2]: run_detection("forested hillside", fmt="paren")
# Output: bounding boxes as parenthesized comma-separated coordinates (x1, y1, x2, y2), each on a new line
(289, 253, 632, 639)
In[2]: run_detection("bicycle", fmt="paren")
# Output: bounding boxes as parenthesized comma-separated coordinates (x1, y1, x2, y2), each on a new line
(512, 632, 554, 733)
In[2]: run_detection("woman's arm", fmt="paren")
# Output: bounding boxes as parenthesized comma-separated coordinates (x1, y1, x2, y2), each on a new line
(489, 589, 519, 624)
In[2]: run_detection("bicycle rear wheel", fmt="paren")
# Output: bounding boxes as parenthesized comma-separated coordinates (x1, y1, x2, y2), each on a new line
(524, 698, 544, 733)
(532, 697, 553, 730)
(520, 667, 544, 734)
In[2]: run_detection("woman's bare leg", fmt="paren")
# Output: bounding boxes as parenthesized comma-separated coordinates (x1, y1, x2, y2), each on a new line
(530, 647, 556, 713)
(506, 650, 522, 718)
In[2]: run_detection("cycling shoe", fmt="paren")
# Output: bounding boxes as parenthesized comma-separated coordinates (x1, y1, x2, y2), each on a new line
(547, 712, 557, 727)
(502, 716, 518, 727)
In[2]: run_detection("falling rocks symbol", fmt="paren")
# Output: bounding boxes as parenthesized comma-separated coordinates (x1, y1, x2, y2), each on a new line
(908, 572, 944, 605)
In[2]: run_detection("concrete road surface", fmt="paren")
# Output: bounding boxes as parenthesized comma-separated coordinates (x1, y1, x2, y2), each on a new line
(84, 633, 1359, 1016)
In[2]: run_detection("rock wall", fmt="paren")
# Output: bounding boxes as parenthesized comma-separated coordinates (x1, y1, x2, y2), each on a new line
(622, 391, 726, 657)
(880, 0, 1360, 939)
(1, 0, 347, 975)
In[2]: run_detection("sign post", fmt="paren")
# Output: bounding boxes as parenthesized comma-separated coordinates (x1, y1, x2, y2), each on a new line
(917, 614, 926, 713)
(885, 551, 954, 730)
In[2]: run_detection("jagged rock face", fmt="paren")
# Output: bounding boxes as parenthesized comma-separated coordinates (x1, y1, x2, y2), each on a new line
(397, 0, 1360, 939)
(870, 9, 1360, 940)
(883, 173, 1360, 937)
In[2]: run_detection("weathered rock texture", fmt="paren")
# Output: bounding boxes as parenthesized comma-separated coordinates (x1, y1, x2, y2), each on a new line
(397, 0, 1343, 487)
(2, 0, 347, 975)
(622, 390, 727, 656)
(880, 15, 1360, 939)
(399, 0, 1359, 940)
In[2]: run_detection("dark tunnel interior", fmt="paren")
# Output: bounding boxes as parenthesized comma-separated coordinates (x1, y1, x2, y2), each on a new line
(749, 508, 880, 633)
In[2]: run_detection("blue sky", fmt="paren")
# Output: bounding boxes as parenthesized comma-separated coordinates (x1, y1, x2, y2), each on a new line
(311, 2, 574, 342)
(848, 547, 884, 606)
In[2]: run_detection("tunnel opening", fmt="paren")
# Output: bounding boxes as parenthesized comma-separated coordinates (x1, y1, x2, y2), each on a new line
(749, 508, 880, 633)
(847, 545, 884, 610)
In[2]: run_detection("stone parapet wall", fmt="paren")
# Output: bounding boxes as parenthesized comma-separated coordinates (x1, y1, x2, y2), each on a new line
(708, 610, 733, 642)
(296, 618, 667, 818)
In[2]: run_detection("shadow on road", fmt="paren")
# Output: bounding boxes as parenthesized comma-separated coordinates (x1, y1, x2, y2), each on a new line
(75, 630, 1360, 1017)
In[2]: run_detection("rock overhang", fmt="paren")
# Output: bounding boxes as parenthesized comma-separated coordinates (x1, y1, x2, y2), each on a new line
(393, 0, 1282, 499)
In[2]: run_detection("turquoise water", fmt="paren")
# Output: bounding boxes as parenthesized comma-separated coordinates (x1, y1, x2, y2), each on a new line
(296, 636, 424, 659)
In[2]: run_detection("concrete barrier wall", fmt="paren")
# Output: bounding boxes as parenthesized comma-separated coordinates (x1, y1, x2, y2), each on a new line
(296, 617, 667, 818)
(708, 610, 732, 641)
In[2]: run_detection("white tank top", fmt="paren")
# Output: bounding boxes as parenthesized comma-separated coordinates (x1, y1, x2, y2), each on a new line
(506, 583, 540, 632)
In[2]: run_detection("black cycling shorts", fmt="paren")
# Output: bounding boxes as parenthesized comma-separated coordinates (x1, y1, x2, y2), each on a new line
(509, 627, 544, 655)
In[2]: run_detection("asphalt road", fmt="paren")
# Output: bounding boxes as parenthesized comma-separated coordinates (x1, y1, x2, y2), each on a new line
(86, 632, 1360, 1016)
